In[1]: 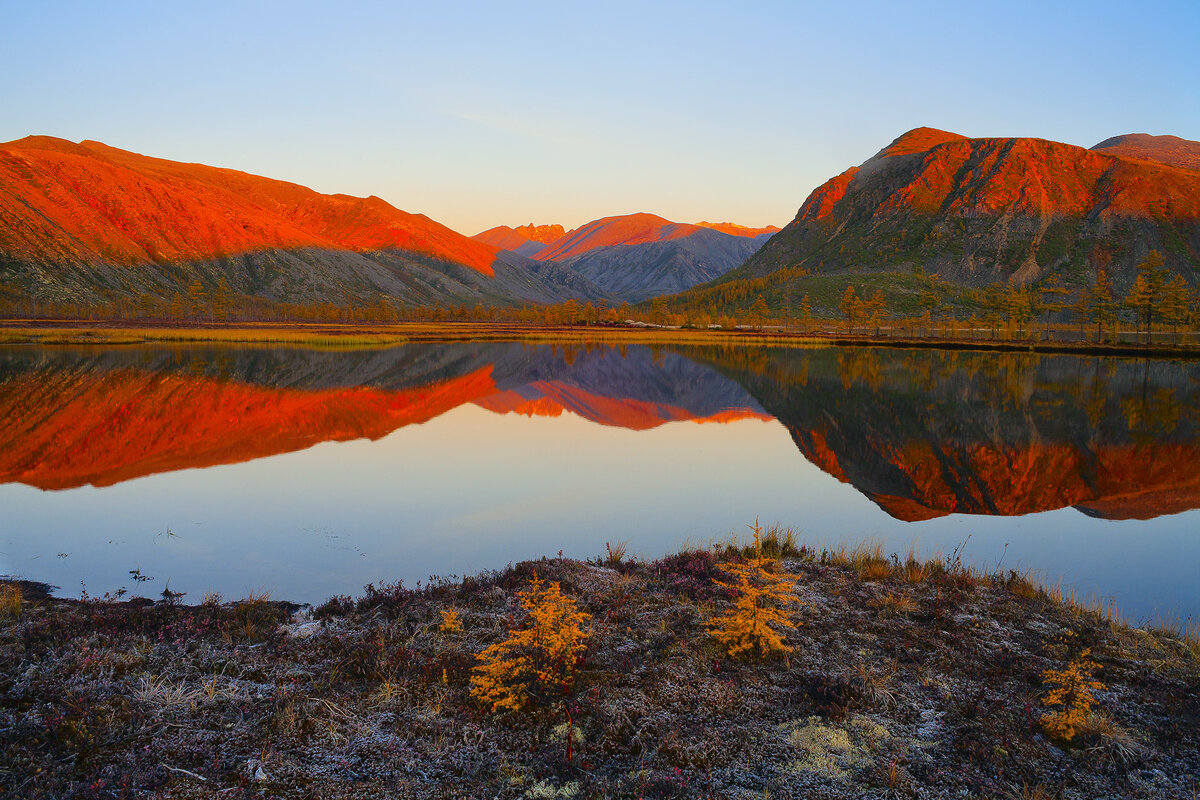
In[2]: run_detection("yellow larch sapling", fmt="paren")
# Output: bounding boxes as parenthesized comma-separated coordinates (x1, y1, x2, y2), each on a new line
(708, 520, 802, 659)
(1040, 647, 1104, 743)
(470, 577, 591, 715)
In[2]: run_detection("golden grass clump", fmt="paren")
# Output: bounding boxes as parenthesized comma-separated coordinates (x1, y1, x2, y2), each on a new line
(708, 520, 803, 659)
(1040, 647, 1104, 742)
(868, 591, 918, 616)
(470, 577, 591, 715)
(0, 583, 21, 619)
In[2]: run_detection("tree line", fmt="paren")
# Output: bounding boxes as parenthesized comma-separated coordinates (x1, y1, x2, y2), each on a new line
(2, 251, 1196, 345)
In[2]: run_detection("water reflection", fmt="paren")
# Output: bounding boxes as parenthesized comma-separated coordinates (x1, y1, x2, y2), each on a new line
(1, 343, 1197, 620)
(687, 346, 1200, 521)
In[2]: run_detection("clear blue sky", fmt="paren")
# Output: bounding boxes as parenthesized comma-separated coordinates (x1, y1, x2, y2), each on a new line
(3, 0, 1197, 235)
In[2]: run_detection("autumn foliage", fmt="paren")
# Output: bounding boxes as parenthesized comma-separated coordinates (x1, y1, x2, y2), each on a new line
(469, 577, 591, 714)
(1040, 647, 1104, 742)
(707, 521, 802, 659)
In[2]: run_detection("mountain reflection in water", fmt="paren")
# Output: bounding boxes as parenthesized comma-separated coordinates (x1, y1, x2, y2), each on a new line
(3, 343, 1196, 521)
(1, 342, 1197, 619)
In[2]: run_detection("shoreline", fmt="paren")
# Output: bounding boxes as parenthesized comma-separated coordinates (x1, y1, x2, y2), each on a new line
(3, 534, 1197, 798)
(4, 318, 1200, 359)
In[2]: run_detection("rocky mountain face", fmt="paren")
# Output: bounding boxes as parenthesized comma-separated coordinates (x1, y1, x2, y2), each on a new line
(0, 137, 605, 307)
(471, 223, 568, 258)
(528, 213, 771, 301)
(734, 128, 1200, 291)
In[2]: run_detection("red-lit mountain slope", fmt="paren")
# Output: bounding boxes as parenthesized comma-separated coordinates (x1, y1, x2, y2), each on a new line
(695, 222, 780, 238)
(0, 136, 498, 273)
(1091, 133, 1200, 172)
(0, 137, 611, 307)
(734, 127, 1200, 289)
(534, 213, 704, 262)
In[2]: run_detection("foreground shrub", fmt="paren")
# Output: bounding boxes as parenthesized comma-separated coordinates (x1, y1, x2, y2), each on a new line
(1040, 647, 1104, 742)
(470, 576, 591, 715)
(708, 520, 802, 659)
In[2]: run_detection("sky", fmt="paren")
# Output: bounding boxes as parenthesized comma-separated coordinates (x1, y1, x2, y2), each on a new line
(3, 0, 1198, 235)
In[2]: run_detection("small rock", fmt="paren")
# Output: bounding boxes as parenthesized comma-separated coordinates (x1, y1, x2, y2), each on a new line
(247, 759, 269, 782)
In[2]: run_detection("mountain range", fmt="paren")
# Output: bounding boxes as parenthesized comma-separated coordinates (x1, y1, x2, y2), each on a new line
(0, 136, 776, 310)
(3, 128, 1198, 315)
(472, 214, 777, 301)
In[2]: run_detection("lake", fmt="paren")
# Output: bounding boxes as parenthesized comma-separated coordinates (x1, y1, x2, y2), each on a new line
(1, 341, 1197, 626)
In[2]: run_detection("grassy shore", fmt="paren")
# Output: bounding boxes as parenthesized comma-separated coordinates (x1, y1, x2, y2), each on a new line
(2, 532, 1197, 799)
(3, 319, 1200, 358)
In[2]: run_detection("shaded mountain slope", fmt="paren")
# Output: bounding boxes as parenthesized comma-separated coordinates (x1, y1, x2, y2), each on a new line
(554, 227, 766, 302)
(730, 127, 1200, 291)
(528, 213, 770, 301)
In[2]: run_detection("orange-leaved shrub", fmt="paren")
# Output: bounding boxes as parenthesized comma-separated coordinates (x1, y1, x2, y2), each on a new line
(707, 520, 802, 659)
(439, 608, 462, 634)
(1040, 647, 1104, 742)
(470, 577, 591, 714)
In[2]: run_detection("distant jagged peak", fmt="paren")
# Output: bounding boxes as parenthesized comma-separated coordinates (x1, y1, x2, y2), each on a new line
(1090, 133, 1200, 171)
(471, 223, 569, 256)
(870, 127, 970, 160)
(512, 223, 567, 244)
(695, 221, 782, 238)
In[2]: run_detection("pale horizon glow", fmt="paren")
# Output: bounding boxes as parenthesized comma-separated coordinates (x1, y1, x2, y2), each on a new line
(2, 1, 1198, 235)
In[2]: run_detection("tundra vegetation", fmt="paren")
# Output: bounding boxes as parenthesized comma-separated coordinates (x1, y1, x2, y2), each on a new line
(4, 252, 1200, 351)
(1, 529, 1197, 799)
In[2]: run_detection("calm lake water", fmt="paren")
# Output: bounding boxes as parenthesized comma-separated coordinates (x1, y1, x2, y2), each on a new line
(2, 341, 1197, 626)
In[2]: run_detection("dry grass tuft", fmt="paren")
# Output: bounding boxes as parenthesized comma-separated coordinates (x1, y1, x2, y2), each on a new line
(0, 583, 21, 619)
(868, 591, 918, 616)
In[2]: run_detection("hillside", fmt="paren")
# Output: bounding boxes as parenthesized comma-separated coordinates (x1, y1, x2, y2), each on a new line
(0, 137, 604, 308)
(697, 128, 1200, 314)
(1091, 133, 1200, 171)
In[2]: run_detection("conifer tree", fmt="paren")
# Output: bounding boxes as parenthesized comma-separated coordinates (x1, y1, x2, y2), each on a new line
(708, 520, 802, 659)
(1126, 250, 1168, 344)
(470, 577, 591, 715)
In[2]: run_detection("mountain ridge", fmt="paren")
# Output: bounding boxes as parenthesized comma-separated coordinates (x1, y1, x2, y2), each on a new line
(0, 136, 614, 308)
(731, 127, 1200, 292)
